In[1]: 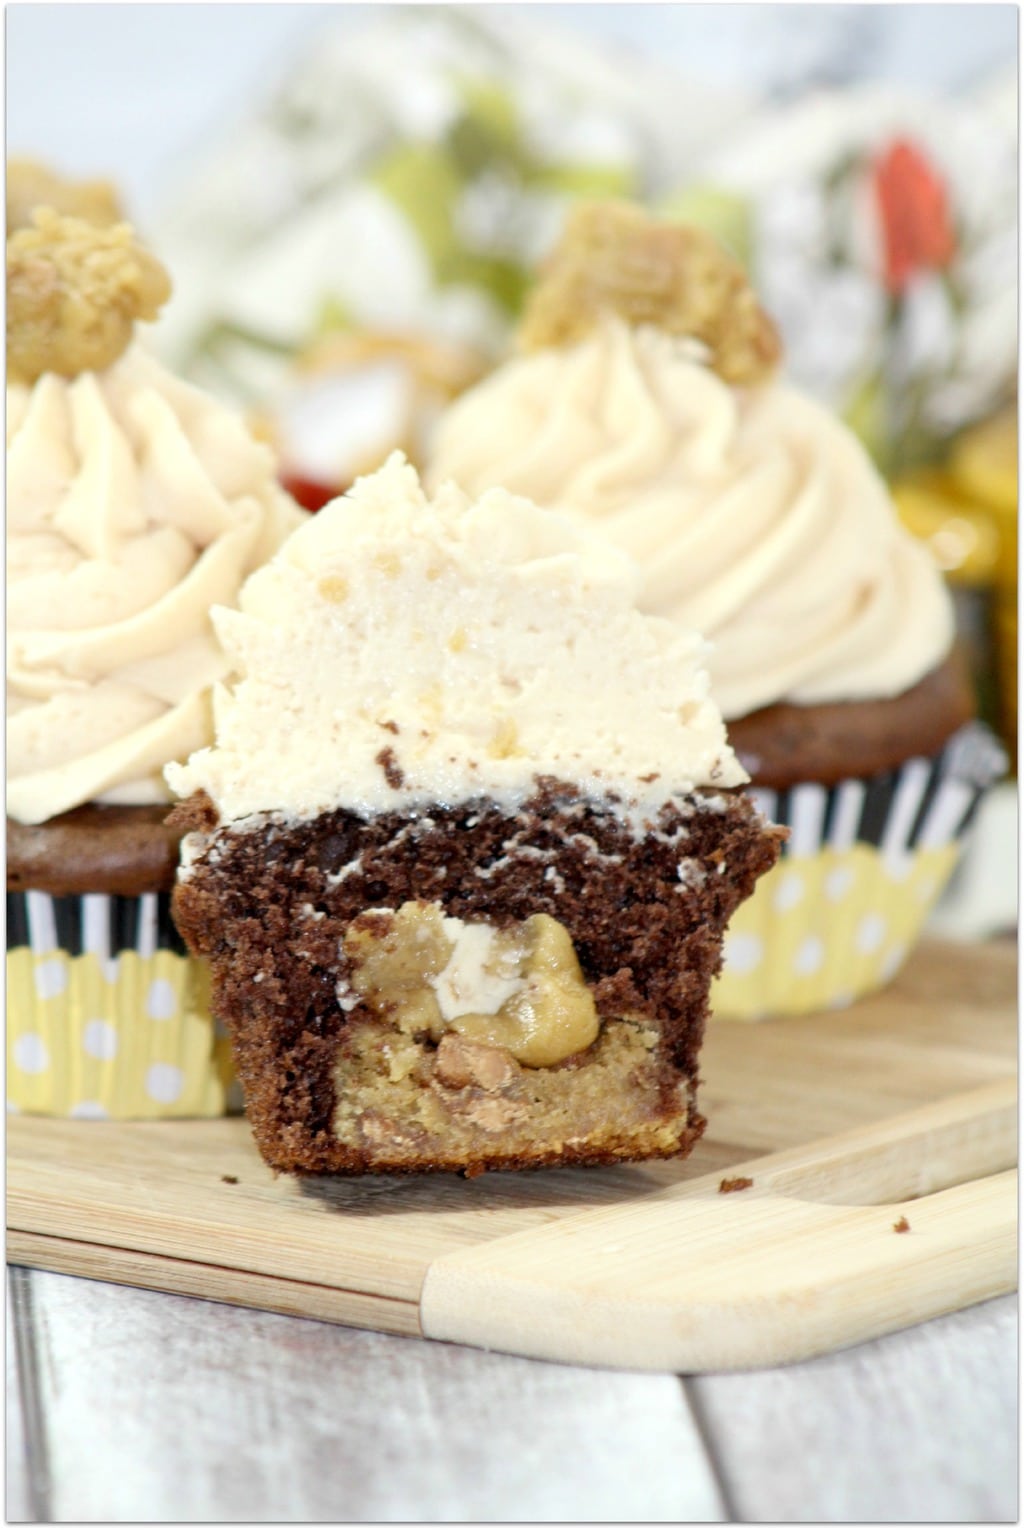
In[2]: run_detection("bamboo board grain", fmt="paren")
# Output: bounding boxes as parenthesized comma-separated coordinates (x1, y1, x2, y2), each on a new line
(7, 939, 1017, 1371)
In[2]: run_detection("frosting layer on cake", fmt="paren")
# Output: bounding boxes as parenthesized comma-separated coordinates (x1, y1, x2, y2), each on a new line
(166, 453, 745, 823)
(428, 317, 955, 720)
(7, 345, 303, 824)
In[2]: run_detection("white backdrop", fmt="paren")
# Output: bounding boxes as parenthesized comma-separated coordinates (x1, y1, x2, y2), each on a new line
(6, 3, 1017, 221)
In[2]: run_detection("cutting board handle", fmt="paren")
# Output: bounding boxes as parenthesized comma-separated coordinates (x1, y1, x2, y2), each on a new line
(421, 1082, 1018, 1372)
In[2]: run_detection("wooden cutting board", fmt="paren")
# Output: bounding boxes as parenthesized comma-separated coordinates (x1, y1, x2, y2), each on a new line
(7, 939, 1017, 1373)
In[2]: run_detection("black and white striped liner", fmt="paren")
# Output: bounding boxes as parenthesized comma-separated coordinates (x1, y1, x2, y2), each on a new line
(747, 722, 1005, 861)
(6, 891, 187, 959)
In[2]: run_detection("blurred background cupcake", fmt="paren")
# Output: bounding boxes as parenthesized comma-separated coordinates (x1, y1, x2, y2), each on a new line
(6, 184, 304, 1116)
(426, 200, 1006, 1017)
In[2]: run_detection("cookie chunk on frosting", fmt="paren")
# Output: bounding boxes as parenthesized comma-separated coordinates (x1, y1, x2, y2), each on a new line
(518, 200, 780, 386)
(6, 157, 124, 234)
(7, 208, 171, 384)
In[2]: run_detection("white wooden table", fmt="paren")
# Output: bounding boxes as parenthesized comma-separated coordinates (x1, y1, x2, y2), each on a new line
(5, 1266, 1017, 1522)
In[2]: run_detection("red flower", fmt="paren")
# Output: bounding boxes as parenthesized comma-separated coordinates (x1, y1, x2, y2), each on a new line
(872, 138, 956, 296)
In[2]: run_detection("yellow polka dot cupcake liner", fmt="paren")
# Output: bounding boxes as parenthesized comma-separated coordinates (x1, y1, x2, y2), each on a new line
(711, 722, 1005, 1021)
(6, 890, 237, 1118)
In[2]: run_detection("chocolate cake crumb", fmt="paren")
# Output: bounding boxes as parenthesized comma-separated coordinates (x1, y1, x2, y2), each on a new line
(166, 789, 219, 837)
(374, 747, 404, 789)
(718, 1175, 754, 1193)
(893, 1215, 911, 1233)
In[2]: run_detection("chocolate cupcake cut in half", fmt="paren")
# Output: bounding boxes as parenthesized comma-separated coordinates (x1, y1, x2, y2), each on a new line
(169, 455, 783, 1175)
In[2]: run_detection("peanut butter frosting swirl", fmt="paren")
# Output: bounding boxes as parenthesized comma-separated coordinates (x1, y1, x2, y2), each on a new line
(428, 318, 955, 720)
(7, 344, 304, 824)
(167, 454, 745, 826)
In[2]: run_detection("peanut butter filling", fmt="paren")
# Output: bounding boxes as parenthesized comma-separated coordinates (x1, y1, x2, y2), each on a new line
(517, 199, 780, 385)
(342, 901, 599, 1068)
(6, 207, 171, 384)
